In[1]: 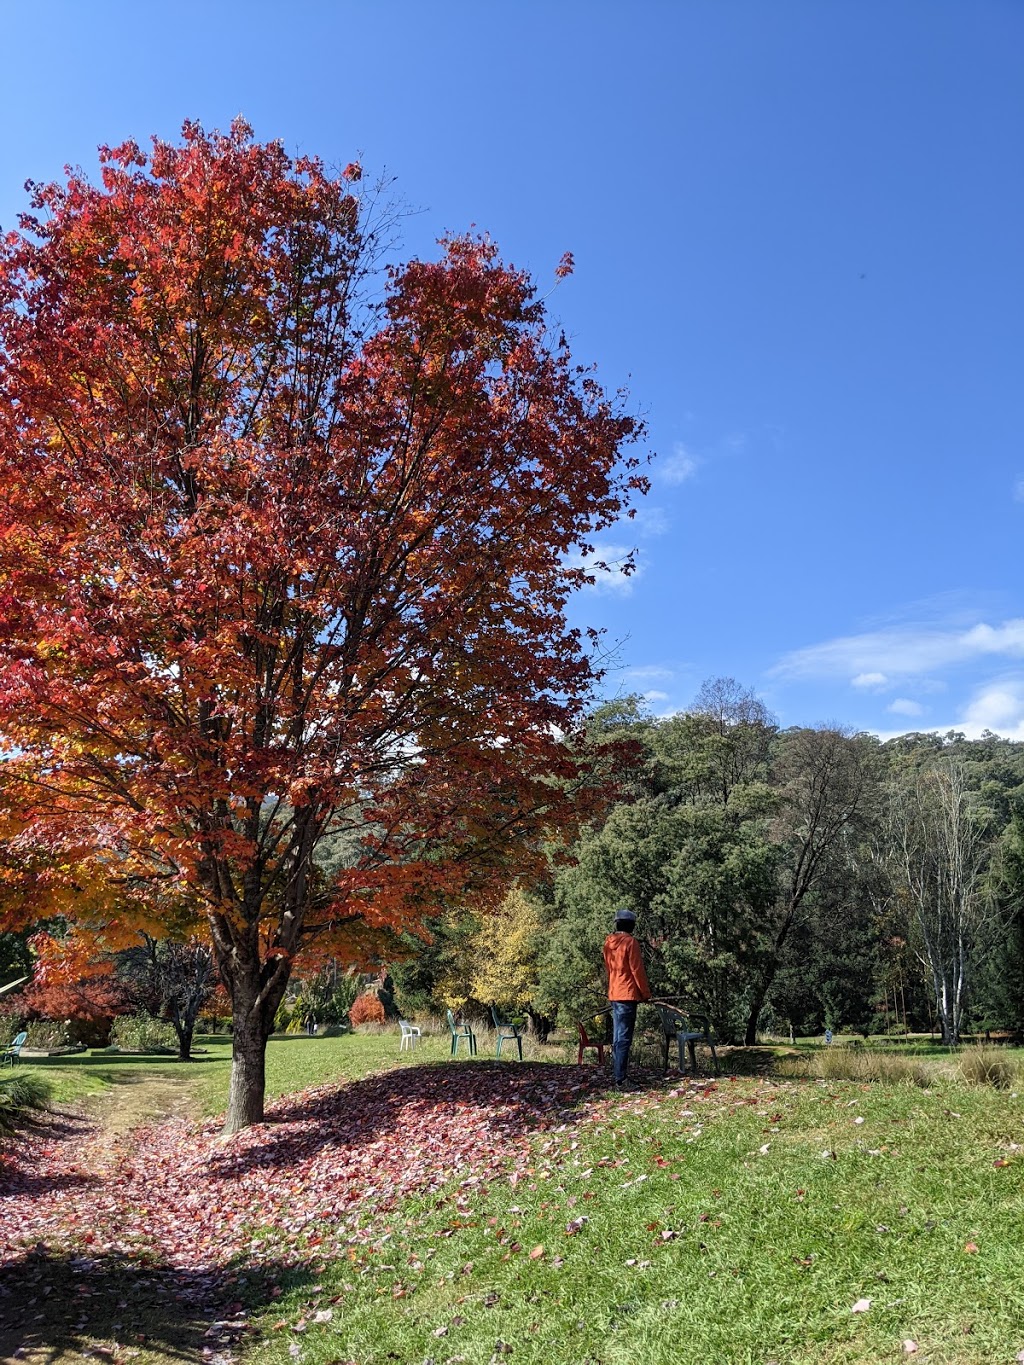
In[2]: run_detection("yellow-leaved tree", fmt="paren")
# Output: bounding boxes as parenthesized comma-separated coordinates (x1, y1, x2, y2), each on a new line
(469, 886, 543, 1012)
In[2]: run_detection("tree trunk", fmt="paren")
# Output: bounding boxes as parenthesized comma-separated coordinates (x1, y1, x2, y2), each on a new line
(743, 901, 798, 1045)
(225, 999, 269, 1132)
(174, 1019, 195, 1062)
(744, 984, 768, 1046)
(220, 948, 291, 1134)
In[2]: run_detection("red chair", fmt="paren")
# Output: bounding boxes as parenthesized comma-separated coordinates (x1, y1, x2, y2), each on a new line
(576, 1019, 606, 1066)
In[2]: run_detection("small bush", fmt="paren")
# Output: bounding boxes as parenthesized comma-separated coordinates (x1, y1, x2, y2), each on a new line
(959, 1044, 1019, 1090)
(349, 993, 386, 1027)
(0, 1017, 24, 1048)
(24, 1020, 71, 1050)
(110, 1013, 176, 1052)
(0, 1070, 53, 1132)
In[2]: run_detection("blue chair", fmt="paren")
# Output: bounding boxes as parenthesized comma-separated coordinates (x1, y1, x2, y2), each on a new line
(1, 1031, 27, 1068)
(447, 1009, 476, 1057)
(490, 1006, 524, 1060)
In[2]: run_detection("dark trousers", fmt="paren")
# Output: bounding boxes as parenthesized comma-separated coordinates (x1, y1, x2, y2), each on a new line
(611, 1001, 638, 1082)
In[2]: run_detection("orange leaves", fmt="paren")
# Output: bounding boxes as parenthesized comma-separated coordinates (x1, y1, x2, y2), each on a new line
(0, 120, 644, 1120)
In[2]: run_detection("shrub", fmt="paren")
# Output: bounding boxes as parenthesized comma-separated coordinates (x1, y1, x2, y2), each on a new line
(959, 1044, 1019, 1090)
(110, 1013, 176, 1052)
(0, 1070, 53, 1132)
(24, 1020, 71, 1049)
(0, 1017, 24, 1048)
(349, 992, 386, 1027)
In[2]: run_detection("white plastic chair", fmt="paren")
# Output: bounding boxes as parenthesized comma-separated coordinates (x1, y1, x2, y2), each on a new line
(399, 1019, 421, 1051)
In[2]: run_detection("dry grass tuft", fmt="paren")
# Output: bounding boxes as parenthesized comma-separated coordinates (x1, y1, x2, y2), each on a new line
(959, 1044, 1020, 1090)
(777, 1046, 937, 1087)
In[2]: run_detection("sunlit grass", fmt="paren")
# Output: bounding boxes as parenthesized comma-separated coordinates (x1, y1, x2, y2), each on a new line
(18, 1031, 1024, 1361)
(242, 1070, 1024, 1365)
(28, 1026, 558, 1117)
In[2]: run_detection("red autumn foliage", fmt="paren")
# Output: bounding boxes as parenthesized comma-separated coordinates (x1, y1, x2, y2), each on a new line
(0, 119, 645, 1130)
(348, 992, 386, 1027)
(18, 931, 125, 1023)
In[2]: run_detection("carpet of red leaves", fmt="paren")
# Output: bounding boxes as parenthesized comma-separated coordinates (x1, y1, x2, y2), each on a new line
(0, 1063, 614, 1271)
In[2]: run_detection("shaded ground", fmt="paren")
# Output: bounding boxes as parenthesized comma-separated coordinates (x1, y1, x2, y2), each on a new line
(0, 1249, 254, 1365)
(1, 1077, 212, 1365)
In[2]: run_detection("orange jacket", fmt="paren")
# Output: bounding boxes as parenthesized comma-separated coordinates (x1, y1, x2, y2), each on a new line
(603, 932, 651, 1002)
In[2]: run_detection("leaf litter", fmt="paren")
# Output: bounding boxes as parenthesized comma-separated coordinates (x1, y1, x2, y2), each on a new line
(1, 1064, 624, 1271)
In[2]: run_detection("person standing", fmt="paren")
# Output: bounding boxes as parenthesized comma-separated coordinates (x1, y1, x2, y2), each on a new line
(603, 908, 651, 1088)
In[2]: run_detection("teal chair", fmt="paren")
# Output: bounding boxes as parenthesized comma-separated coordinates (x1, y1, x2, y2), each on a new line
(490, 1006, 524, 1060)
(1, 1031, 27, 1067)
(447, 1009, 476, 1057)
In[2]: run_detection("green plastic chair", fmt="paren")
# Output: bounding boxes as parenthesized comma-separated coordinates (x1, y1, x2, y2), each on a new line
(654, 1004, 718, 1076)
(490, 1006, 524, 1060)
(1, 1031, 27, 1068)
(446, 1009, 476, 1057)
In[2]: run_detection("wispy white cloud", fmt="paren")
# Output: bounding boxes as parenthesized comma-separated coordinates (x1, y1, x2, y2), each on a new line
(565, 542, 642, 595)
(661, 442, 699, 485)
(624, 665, 675, 682)
(887, 697, 924, 717)
(851, 672, 889, 691)
(772, 618, 1024, 683)
(872, 677, 1024, 742)
(631, 506, 669, 537)
(1015, 478, 1024, 504)
(959, 679, 1024, 740)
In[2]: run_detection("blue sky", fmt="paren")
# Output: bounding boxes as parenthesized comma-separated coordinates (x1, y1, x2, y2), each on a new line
(3, 2, 1022, 738)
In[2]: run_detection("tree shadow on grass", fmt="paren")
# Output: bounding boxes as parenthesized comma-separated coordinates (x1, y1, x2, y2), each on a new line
(206, 1059, 610, 1180)
(0, 1247, 316, 1364)
(29, 1053, 226, 1071)
(1, 1112, 100, 1200)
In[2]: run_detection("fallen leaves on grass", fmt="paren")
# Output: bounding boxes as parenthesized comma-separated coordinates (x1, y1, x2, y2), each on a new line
(0, 1064, 607, 1271)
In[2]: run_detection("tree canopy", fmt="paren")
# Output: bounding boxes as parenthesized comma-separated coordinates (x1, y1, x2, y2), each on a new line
(0, 120, 644, 1128)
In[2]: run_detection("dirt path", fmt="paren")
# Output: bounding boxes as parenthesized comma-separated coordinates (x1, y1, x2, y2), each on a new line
(0, 1076, 230, 1365)
(87, 1073, 203, 1136)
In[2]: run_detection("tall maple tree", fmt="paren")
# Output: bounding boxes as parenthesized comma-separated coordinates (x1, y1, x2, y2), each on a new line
(0, 120, 644, 1130)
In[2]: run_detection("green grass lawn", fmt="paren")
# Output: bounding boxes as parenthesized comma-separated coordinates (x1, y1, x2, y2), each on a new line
(238, 1053, 1024, 1365)
(13, 1033, 1024, 1363)
(24, 1029, 464, 1114)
